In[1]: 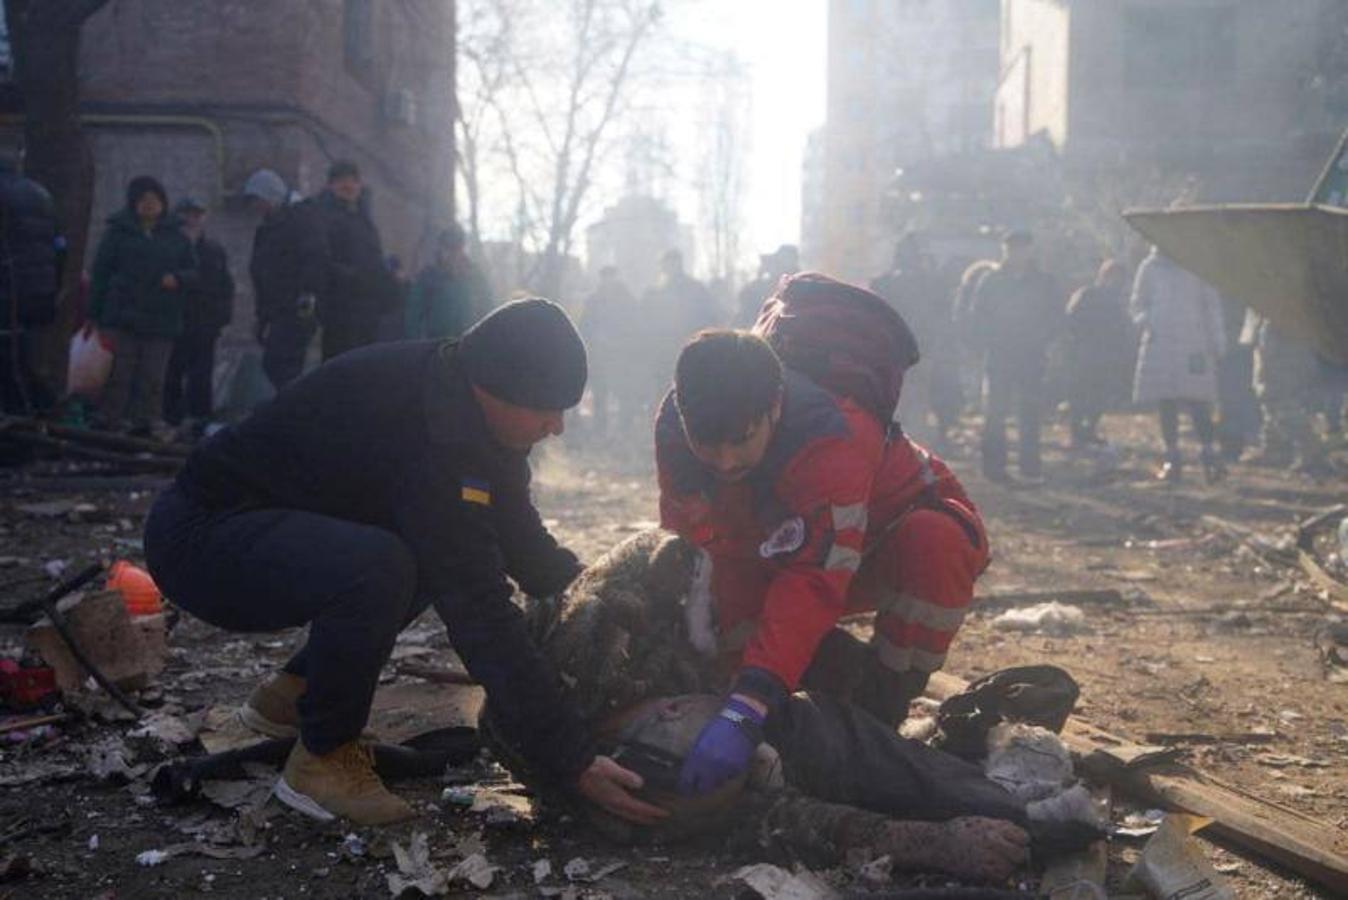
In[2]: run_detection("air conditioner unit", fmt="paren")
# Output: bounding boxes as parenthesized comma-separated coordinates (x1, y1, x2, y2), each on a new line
(384, 89, 418, 127)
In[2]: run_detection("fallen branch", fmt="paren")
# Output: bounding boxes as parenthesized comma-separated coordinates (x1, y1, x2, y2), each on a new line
(0, 416, 192, 458)
(0, 713, 67, 735)
(0, 428, 180, 473)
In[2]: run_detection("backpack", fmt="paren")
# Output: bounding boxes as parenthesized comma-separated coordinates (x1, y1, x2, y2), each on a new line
(751, 271, 920, 427)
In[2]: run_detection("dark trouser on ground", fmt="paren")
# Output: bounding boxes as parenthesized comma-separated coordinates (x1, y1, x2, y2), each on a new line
(0, 329, 54, 415)
(144, 483, 420, 754)
(1158, 399, 1215, 459)
(163, 327, 219, 425)
(262, 314, 317, 391)
(321, 315, 381, 362)
(98, 329, 175, 429)
(763, 691, 1026, 825)
(1217, 345, 1258, 461)
(981, 366, 1043, 479)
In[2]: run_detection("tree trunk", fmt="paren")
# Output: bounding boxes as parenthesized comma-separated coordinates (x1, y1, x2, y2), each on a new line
(5, 0, 110, 395)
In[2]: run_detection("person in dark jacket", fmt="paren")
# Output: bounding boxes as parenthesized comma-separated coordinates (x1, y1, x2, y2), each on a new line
(579, 265, 641, 438)
(162, 197, 234, 436)
(969, 230, 1061, 482)
(0, 159, 64, 416)
(89, 176, 197, 436)
(315, 160, 398, 361)
(142, 299, 667, 828)
(403, 223, 493, 340)
(871, 232, 962, 450)
(1063, 259, 1133, 448)
(244, 169, 327, 391)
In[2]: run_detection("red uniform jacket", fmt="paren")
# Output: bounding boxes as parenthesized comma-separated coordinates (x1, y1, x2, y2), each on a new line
(657, 372, 978, 703)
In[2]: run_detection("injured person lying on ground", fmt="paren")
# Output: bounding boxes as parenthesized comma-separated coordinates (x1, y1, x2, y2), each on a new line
(483, 529, 1105, 884)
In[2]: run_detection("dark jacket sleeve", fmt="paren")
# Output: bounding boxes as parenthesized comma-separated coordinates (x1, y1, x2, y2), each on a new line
(202, 240, 235, 331)
(392, 455, 593, 782)
(494, 458, 583, 597)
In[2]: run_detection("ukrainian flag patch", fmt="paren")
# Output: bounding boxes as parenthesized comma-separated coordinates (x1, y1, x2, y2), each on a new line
(461, 476, 492, 506)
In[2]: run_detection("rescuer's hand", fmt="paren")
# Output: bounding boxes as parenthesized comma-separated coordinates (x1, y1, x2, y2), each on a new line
(575, 755, 669, 825)
(677, 694, 765, 795)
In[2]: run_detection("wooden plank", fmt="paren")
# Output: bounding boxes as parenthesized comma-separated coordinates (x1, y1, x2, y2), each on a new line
(926, 672, 1348, 896)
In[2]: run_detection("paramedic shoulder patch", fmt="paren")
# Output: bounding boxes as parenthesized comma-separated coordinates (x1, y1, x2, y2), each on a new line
(760, 515, 807, 558)
(461, 476, 493, 507)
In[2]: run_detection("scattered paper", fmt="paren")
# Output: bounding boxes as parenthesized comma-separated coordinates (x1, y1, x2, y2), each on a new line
(448, 853, 497, 890)
(991, 602, 1088, 635)
(387, 832, 448, 897)
(726, 863, 839, 900)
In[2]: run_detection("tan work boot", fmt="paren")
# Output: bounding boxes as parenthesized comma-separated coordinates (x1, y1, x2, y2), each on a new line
(274, 740, 415, 825)
(239, 672, 305, 738)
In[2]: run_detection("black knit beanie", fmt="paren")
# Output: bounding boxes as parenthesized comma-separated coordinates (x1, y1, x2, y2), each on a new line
(126, 175, 169, 213)
(460, 298, 587, 410)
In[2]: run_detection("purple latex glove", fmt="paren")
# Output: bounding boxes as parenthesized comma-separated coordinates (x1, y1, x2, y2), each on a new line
(677, 696, 766, 795)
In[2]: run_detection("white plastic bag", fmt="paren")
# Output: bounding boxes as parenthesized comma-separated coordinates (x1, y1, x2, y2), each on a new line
(66, 324, 114, 398)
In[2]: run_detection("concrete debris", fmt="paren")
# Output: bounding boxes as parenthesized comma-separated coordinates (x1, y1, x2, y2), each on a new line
(200, 774, 273, 811)
(990, 602, 1088, 635)
(447, 852, 497, 890)
(127, 712, 198, 746)
(1124, 814, 1235, 900)
(135, 849, 170, 867)
(387, 832, 448, 897)
(86, 737, 147, 781)
(726, 863, 840, 900)
(26, 589, 166, 692)
(341, 833, 367, 858)
(532, 858, 552, 884)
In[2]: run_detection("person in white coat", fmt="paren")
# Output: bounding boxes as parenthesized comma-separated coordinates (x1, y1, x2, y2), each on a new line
(1130, 247, 1226, 483)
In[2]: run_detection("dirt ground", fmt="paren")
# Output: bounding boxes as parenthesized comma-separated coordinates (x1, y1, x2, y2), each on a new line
(0, 409, 1345, 899)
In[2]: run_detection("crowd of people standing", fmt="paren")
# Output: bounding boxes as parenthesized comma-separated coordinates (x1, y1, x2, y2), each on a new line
(0, 159, 496, 441)
(864, 227, 1346, 484)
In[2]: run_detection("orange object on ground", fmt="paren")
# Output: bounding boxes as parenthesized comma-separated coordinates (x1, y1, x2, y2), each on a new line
(106, 560, 163, 616)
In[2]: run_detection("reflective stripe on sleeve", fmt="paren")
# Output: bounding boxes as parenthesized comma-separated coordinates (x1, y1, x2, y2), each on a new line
(831, 502, 868, 533)
(824, 543, 862, 572)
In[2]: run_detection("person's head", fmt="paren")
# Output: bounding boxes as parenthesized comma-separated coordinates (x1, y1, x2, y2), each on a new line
(772, 244, 800, 277)
(242, 168, 288, 216)
(1001, 229, 1034, 270)
(327, 159, 362, 204)
(435, 223, 467, 265)
(892, 231, 929, 269)
(661, 249, 685, 281)
(1096, 258, 1126, 290)
(126, 175, 168, 225)
(174, 197, 207, 237)
(460, 298, 588, 451)
(674, 330, 784, 483)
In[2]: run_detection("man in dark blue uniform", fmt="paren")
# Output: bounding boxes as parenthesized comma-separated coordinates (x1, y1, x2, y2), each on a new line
(144, 299, 667, 827)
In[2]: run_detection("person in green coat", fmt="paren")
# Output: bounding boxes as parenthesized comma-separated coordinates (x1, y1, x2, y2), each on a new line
(89, 175, 197, 436)
(404, 224, 493, 340)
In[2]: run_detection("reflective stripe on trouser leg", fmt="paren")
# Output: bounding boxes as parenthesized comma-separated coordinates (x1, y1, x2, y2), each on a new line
(872, 631, 948, 674)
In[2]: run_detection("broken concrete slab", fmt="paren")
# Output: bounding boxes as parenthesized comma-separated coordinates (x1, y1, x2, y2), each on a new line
(25, 590, 165, 692)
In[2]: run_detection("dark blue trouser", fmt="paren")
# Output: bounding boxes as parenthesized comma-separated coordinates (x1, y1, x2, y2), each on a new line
(144, 483, 424, 753)
(262, 314, 316, 391)
(163, 327, 219, 424)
